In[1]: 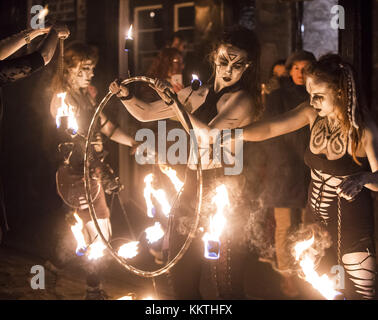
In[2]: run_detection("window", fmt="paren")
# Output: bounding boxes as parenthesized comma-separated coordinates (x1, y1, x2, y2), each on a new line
(174, 2, 195, 48)
(134, 5, 163, 74)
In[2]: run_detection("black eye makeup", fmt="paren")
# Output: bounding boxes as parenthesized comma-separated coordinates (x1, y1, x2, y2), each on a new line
(312, 95, 323, 102)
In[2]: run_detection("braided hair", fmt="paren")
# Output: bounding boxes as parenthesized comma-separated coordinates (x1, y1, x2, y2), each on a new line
(305, 54, 366, 165)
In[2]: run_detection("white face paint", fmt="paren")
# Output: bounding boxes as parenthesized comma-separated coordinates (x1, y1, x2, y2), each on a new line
(214, 44, 250, 92)
(68, 60, 95, 89)
(306, 76, 340, 118)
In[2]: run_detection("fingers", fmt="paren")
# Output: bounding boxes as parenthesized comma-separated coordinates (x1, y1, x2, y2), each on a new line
(109, 79, 130, 97)
(53, 24, 70, 39)
(336, 178, 362, 201)
(109, 79, 120, 94)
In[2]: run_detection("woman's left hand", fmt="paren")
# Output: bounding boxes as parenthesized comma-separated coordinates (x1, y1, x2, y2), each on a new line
(337, 172, 367, 201)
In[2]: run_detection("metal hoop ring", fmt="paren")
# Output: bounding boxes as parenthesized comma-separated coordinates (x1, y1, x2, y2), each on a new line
(84, 76, 203, 278)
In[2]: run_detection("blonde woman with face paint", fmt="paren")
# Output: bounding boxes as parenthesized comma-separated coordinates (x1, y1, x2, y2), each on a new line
(110, 26, 262, 299)
(240, 54, 377, 300)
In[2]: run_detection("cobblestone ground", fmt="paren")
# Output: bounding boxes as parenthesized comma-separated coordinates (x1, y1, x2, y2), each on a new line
(0, 246, 155, 300)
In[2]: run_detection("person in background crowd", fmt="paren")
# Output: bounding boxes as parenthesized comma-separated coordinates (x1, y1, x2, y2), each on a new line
(260, 50, 316, 297)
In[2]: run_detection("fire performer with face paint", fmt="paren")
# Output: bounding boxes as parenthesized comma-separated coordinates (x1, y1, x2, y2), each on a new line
(50, 42, 138, 299)
(240, 54, 377, 300)
(109, 26, 262, 299)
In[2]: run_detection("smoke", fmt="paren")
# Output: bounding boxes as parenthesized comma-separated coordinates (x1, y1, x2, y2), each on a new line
(287, 223, 332, 274)
(244, 199, 276, 263)
(244, 201, 332, 278)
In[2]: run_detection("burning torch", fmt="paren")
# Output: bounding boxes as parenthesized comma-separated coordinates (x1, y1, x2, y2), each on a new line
(183, 74, 202, 105)
(124, 25, 134, 77)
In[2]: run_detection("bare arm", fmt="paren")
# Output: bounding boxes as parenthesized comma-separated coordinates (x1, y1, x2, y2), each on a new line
(37, 25, 69, 66)
(0, 28, 50, 60)
(360, 119, 378, 191)
(99, 113, 137, 147)
(242, 101, 313, 141)
(109, 80, 177, 121)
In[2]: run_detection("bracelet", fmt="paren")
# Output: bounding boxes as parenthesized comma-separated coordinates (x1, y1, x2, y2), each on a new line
(23, 30, 31, 44)
(165, 99, 174, 106)
(108, 124, 119, 139)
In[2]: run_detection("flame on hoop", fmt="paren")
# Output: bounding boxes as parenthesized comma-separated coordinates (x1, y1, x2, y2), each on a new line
(145, 222, 164, 244)
(87, 241, 106, 261)
(143, 173, 172, 218)
(159, 164, 184, 193)
(118, 241, 140, 260)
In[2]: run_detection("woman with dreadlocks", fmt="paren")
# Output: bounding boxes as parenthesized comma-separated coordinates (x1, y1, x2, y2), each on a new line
(240, 54, 377, 300)
(109, 26, 262, 299)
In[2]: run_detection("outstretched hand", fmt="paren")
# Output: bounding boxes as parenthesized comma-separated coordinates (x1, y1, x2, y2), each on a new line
(336, 172, 367, 201)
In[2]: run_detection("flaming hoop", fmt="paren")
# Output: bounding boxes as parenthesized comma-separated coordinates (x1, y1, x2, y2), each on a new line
(83, 76, 203, 278)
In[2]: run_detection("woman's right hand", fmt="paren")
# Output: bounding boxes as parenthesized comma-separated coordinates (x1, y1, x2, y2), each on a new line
(109, 79, 129, 97)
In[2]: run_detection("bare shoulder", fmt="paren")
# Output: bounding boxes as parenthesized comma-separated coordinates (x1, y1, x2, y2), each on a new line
(226, 89, 254, 111)
(297, 101, 317, 126)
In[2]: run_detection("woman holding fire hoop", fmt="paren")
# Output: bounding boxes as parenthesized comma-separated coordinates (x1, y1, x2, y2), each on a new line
(110, 26, 263, 299)
(239, 54, 377, 300)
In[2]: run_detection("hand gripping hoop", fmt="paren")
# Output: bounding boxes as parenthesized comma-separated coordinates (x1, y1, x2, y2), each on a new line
(84, 76, 203, 278)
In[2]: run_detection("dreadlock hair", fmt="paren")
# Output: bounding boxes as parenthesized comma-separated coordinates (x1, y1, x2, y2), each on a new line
(209, 25, 263, 121)
(304, 54, 366, 165)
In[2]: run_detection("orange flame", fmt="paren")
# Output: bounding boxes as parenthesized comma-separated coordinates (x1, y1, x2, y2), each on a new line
(159, 164, 184, 192)
(202, 184, 229, 243)
(56, 92, 78, 133)
(145, 222, 164, 244)
(38, 5, 49, 20)
(87, 241, 106, 261)
(294, 236, 340, 300)
(118, 241, 140, 259)
(126, 25, 133, 39)
(143, 174, 171, 218)
(70, 212, 87, 255)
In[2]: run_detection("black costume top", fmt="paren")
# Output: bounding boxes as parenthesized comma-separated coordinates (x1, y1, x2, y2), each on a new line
(57, 85, 104, 172)
(189, 82, 242, 172)
(259, 76, 310, 208)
